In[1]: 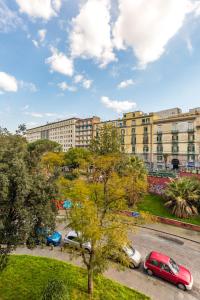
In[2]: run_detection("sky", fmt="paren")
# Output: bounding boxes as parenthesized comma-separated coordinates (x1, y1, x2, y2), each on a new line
(1, 0, 200, 132)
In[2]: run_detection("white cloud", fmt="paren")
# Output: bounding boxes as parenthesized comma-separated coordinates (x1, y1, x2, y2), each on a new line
(70, 0, 116, 67)
(24, 111, 58, 118)
(38, 29, 47, 42)
(45, 47, 74, 76)
(82, 79, 92, 89)
(101, 96, 136, 113)
(0, 0, 23, 32)
(113, 0, 198, 68)
(118, 79, 134, 89)
(57, 81, 77, 92)
(19, 80, 38, 92)
(16, 0, 62, 20)
(74, 74, 84, 84)
(186, 37, 193, 54)
(32, 39, 39, 48)
(0, 71, 18, 92)
(74, 74, 92, 89)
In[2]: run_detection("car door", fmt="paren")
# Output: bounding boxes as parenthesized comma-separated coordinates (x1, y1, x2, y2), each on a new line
(67, 235, 80, 248)
(149, 259, 162, 276)
(160, 264, 177, 284)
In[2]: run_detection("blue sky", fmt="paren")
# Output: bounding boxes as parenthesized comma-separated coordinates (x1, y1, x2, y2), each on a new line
(1, 0, 200, 131)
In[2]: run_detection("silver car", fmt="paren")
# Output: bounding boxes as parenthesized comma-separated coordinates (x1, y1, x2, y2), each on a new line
(63, 230, 91, 252)
(64, 231, 141, 268)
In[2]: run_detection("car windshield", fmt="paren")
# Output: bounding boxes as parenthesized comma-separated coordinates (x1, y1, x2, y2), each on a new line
(123, 246, 135, 256)
(169, 258, 179, 274)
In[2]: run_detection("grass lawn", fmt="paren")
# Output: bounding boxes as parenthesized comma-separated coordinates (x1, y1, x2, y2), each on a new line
(137, 194, 200, 226)
(0, 255, 150, 300)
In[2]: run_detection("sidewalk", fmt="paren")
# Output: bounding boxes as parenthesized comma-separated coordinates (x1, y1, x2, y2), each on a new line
(143, 223, 200, 243)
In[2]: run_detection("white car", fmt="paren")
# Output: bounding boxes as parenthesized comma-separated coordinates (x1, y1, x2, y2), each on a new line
(64, 231, 141, 268)
(63, 230, 91, 252)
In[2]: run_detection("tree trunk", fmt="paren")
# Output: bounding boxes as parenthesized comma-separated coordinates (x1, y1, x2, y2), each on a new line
(87, 267, 93, 297)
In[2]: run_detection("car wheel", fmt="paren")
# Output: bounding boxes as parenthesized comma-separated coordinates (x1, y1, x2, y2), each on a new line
(129, 262, 136, 269)
(147, 269, 153, 276)
(177, 283, 186, 291)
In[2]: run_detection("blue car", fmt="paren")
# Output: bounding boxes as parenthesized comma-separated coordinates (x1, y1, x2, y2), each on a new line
(46, 231, 62, 246)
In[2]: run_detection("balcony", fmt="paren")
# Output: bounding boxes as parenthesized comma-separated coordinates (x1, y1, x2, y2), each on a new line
(171, 129, 178, 133)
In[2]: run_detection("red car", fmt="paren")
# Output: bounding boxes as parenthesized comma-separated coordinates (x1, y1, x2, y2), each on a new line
(144, 251, 193, 291)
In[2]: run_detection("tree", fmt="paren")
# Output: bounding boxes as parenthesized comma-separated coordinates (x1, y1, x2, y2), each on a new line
(89, 124, 121, 155)
(16, 123, 27, 135)
(164, 177, 200, 218)
(62, 154, 147, 296)
(27, 139, 62, 169)
(0, 132, 58, 269)
(118, 156, 147, 207)
(41, 152, 65, 176)
(64, 147, 91, 172)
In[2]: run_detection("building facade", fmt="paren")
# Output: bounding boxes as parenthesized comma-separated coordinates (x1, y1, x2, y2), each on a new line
(26, 107, 200, 168)
(95, 108, 200, 169)
(153, 110, 200, 169)
(26, 116, 100, 152)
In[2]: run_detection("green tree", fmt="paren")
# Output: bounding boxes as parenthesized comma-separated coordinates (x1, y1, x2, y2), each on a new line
(64, 147, 91, 172)
(0, 132, 58, 269)
(16, 123, 27, 135)
(62, 154, 146, 296)
(27, 139, 62, 169)
(164, 177, 200, 218)
(119, 156, 147, 207)
(89, 124, 120, 155)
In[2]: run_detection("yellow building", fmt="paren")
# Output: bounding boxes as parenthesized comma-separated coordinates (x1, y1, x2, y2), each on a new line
(95, 107, 200, 169)
(153, 109, 200, 169)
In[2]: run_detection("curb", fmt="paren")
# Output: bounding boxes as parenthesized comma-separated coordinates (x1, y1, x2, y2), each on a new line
(135, 225, 200, 245)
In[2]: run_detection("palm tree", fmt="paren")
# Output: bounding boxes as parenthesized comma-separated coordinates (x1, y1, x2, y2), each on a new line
(164, 177, 200, 218)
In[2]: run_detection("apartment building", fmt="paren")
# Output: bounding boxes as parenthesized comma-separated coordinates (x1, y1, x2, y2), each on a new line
(75, 116, 100, 148)
(153, 109, 200, 169)
(95, 107, 200, 169)
(26, 107, 200, 168)
(26, 116, 100, 152)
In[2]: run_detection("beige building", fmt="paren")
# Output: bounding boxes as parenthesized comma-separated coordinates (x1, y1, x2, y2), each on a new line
(95, 108, 200, 169)
(26, 116, 100, 152)
(153, 109, 200, 169)
(26, 107, 200, 168)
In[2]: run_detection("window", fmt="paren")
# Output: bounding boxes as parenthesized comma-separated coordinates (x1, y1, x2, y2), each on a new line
(157, 134, 162, 142)
(144, 126, 148, 133)
(157, 155, 163, 162)
(157, 145, 163, 153)
(132, 120, 136, 126)
(143, 145, 149, 152)
(172, 134, 178, 141)
(172, 145, 179, 153)
(132, 127, 136, 133)
(121, 129, 125, 135)
(150, 260, 160, 267)
(132, 146, 136, 154)
(162, 264, 171, 273)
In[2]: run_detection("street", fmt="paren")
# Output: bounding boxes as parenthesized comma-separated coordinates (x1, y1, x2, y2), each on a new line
(14, 221, 200, 300)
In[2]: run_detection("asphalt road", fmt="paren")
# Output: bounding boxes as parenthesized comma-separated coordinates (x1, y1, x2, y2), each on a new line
(14, 223, 200, 300)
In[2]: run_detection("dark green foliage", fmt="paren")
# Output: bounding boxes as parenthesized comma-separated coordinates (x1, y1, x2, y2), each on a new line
(0, 132, 58, 268)
(27, 139, 62, 168)
(42, 279, 68, 300)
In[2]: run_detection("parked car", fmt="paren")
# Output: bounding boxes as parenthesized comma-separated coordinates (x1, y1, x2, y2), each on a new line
(63, 230, 91, 252)
(46, 231, 62, 246)
(144, 251, 193, 290)
(64, 231, 141, 268)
